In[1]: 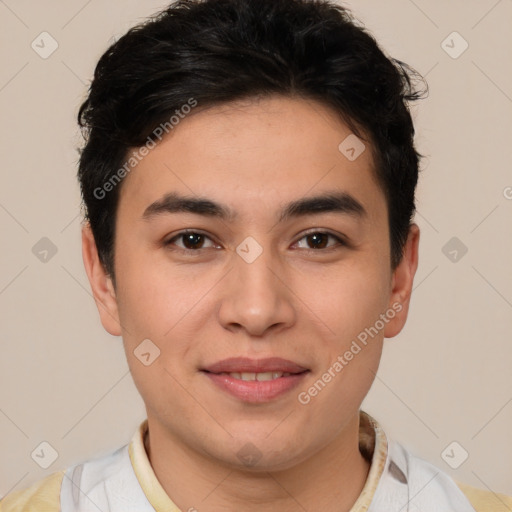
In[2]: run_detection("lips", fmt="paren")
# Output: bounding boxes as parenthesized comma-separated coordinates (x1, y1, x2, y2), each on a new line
(201, 357, 309, 403)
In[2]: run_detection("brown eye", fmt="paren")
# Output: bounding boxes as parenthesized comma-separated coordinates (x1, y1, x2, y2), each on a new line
(180, 232, 205, 250)
(294, 231, 345, 250)
(165, 231, 217, 251)
(306, 233, 329, 249)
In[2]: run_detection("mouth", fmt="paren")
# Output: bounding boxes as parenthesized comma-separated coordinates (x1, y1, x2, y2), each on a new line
(212, 371, 296, 381)
(201, 357, 310, 403)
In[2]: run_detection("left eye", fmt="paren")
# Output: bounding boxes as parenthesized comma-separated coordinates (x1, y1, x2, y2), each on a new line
(165, 231, 218, 251)
(293, 231, 345, 250)
(164, 230, 344, 252)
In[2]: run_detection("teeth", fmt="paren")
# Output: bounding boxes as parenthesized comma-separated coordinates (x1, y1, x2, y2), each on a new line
(256, 372, 278, 381)
(223, 371, 291, 381)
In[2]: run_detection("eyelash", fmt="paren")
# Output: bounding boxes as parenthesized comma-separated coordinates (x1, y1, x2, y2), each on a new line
(163, 229, 347, 254)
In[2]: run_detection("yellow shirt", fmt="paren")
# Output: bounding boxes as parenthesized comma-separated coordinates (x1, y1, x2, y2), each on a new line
(1, 411, 510, 511)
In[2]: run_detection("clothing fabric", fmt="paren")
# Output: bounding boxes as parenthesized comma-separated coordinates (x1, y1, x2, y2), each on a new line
(1, 410, 511, 511)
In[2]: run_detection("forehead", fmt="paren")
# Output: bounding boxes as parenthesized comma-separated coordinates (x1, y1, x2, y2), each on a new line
(117, 95, 385, 223)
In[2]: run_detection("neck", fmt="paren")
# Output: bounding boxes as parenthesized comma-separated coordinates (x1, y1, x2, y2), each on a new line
(144, 412, 371, 512)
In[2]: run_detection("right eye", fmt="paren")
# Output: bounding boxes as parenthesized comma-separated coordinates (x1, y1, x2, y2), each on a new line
(163, 230, 220, 252)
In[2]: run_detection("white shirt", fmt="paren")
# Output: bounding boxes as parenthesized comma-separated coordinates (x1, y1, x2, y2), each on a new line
(57, 411, 478, 512)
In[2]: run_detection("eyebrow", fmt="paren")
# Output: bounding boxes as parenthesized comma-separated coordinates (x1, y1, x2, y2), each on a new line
(141, 190, 367, 223)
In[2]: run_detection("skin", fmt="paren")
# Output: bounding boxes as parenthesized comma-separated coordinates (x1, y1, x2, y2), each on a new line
(82, 95, 420, 512)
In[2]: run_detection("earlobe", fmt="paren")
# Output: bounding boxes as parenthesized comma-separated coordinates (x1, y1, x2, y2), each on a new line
(81, 222, 123, 336)
(384, 223, 420, 339)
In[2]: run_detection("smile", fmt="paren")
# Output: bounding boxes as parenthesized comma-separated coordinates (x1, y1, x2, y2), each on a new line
(219, 371, 292, 381)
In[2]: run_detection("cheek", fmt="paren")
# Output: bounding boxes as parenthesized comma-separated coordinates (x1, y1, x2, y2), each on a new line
(304, 257, 391, 344)
(114, 246, 216, 386)
(126, 354, 197, 432)
(310, 252, 390, 410)
(113, 244, 194, 335)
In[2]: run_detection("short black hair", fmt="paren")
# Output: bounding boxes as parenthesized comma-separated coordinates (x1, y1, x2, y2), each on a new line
(77, 0, 426, 286)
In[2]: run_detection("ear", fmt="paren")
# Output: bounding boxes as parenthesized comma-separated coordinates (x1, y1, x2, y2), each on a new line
(384, 223, 420, 338)
(81, 222, 122, 336)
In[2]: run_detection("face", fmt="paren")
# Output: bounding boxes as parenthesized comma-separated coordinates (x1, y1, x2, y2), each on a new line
(83, 95, 419, 471)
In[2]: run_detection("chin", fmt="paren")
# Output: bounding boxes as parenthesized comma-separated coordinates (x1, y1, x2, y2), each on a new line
(204, 430, 315, 473)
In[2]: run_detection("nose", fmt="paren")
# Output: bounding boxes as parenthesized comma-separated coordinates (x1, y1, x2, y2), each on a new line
(217, 243, 296, 337)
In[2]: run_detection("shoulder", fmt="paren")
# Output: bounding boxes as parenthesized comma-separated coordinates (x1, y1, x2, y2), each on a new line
(456, 481, 512, 512)
(383, 439, 509, 512)
(0, 445, 131, 512)
(0, 470, 64, 512)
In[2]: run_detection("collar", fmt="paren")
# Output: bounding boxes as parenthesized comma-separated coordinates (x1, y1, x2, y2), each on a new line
(128, 409, 388, 511)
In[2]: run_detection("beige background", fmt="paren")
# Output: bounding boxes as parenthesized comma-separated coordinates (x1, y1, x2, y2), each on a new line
(1, 0, 511, 500)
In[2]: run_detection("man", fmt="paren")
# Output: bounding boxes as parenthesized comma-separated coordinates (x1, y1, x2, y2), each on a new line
(1, 0, 510, 510)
